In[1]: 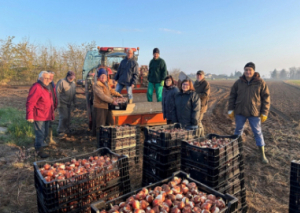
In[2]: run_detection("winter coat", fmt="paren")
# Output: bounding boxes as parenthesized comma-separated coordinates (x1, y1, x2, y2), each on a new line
(114, 57, 139, 86)
(148, 57, 167, 83)
(228, 72, 270, 117)
(172, 90, 201, 127)
(49, 81, 57, 110)
(194, 78, 210, 113)
(162, 86, 179, 120)
(93, 80, 121, 109)
(56, 78, 76, 107)
(26, 82, 54, 121)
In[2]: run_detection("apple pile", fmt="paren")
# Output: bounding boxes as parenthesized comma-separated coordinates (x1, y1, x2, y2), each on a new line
(101, 177, 226, 213)
(186, 138, 232, 149)
(38, 155, 119, 183)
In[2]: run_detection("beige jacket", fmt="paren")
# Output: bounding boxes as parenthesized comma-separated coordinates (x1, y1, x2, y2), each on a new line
(93, 80, 121, 109)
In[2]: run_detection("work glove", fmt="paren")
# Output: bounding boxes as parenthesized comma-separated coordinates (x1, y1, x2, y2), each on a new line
(260, 114, 267, 123)
(228, 110, 235, 120)
(160, 81, 164, 86)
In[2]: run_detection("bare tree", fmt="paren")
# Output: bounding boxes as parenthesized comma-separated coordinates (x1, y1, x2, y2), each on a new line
(169, 68, 181, 80)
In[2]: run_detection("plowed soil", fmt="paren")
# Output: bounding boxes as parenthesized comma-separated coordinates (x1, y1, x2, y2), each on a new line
(0, 81, 299, 213)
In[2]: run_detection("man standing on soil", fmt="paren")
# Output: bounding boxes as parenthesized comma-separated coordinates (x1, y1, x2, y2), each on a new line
(114, 48, 139, 103)
(194, 70, 210, 136)
(147, 48, 167, 102)
(56, 71, 76, 138)
(47, 71, 57, 145)
(26, 71, 54, 158)
(228, 62, 270, 164)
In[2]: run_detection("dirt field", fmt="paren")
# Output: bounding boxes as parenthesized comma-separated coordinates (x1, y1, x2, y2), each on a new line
(0, 81, 299, 213)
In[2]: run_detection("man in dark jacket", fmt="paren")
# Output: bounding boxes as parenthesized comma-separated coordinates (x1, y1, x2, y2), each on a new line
(194, 70, 210, 137)
(228, 62, 270, 164)
(147, 48, 167, 102)
(26, 71, 54, 158)
(47, 71, 57, 145)
(56, 71, 76, 138)
(114, 48, 139, 103)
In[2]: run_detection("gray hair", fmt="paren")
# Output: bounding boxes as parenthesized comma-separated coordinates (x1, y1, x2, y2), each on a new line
(38, 71, 49, 79)
(127, 48, 133, 53)
(47, 70, 55, 74)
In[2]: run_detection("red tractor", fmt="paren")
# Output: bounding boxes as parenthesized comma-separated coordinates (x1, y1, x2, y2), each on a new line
(80, 47, 166, 134)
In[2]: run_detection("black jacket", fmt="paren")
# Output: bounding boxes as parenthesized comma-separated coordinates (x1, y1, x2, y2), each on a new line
(162, 86, 179, 120)
(172, 90, 201, 127)
(114, 57, 139, 86)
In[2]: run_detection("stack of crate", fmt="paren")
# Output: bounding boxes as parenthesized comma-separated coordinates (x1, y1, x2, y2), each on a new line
(142, 124, 195, 186)
(181, 134, 247, 213)
(97, 125, 143, 191)
(289, 160, 300, 213)
(34, 148, 130, 213)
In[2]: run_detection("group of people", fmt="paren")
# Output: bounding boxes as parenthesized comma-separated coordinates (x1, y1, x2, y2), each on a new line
(26, 70, 77, 158)
(26, 47, 270, 164)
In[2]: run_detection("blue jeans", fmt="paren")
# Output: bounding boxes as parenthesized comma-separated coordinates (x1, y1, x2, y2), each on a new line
(234, 115, 265, 146)
(115, 83, 133, 100)
(34, 121, 49, 150)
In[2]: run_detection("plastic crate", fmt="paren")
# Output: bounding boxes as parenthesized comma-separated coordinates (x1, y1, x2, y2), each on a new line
(100, 136, 137, 150)
(143, 159, 181, 179)
(142, 170, 162, 186)
(145, 124, 196, 148)
(91, 171, 239, 213)
(181, 143, 242, 168)
(290, 185, 300, 207)
(182, 134, 240, 159)
(216, 176, 245, 195)
(34, 148, 130, 213)
(182, 162, 244, 188)
(234, 188, 247, 208)
(108, 102, 128, 110)
(144, 146, 181, 164)
(112, 145, 142, 158)
(99, 125, 139, 139)
(37, 181, 130, 213)
(181, 154, 243, 176)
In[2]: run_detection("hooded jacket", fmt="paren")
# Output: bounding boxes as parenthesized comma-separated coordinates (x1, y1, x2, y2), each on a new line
(93, 80, 121, 109)
(56, 78, 76, 106)
(114, 57, 139, 86)
(162, 85, 179, 120)
(228, 72, 270, 117)
(194, 78, 210, 113)
(26, 82, 54, 121)
(172, 90, 201, 127)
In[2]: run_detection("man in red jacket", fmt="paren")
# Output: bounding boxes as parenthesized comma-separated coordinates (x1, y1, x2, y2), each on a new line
(26, 71, 54, 158)
(47, 71, 57, 145)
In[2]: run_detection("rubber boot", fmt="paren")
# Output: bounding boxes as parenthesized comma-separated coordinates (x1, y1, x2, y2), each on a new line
(129, 99, 133, 104)
(37, 147, 49, 158)
(258, 146, 269, 164)
(49, 127, 57, 145)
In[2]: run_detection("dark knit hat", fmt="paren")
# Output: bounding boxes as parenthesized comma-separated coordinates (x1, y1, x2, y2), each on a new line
(153, 48, 160, 54)
(244, 62, 255, 70)
(197, 70, 205, 75)
(97, 68, 107, 78)
(66, 71, 75, 79)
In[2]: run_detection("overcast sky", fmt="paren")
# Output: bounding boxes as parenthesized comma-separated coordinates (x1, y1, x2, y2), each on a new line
(1, 0, 300, 77)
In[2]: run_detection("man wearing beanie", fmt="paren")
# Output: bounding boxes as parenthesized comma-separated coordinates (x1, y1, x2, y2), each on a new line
(56, 71, 77, 138)
(147, 48, 167, 102)
(93, 68, 122, 130)
(114, 48, 139, 103)
(194, 70, 210, 137)
(228, 62, 270, 164)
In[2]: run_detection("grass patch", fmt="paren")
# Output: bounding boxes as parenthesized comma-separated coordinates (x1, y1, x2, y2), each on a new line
(285, 80, 300, 87)
(0, 108, 34, 147)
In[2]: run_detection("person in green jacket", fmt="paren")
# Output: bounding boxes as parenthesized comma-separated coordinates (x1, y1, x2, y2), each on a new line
(147, 48, 167, 102)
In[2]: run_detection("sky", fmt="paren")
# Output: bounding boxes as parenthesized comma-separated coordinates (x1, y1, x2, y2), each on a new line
(1, 0, 300, 77)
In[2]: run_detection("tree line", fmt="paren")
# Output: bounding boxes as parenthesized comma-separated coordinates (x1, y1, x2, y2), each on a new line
(270, 68, 300, 80)
(0, 36, 95, 85)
